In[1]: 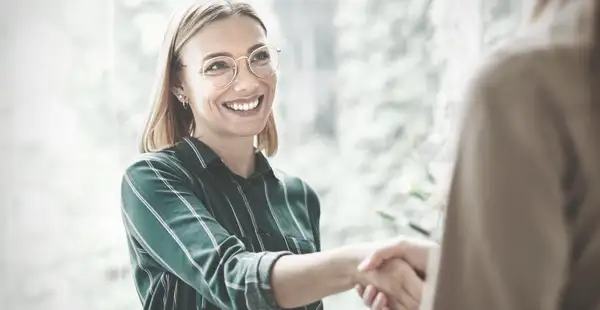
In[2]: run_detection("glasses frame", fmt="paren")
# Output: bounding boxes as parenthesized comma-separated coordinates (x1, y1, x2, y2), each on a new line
(180, 45, 281, 89)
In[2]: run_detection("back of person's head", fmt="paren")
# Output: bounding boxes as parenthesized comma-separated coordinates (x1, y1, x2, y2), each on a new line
(592, 0, 600, 95)
(139, 0, 278, 155)
(531, 0, 599, 92)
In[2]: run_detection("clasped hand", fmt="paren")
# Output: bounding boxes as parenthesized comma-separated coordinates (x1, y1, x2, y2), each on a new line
(353, 237, 437, 310)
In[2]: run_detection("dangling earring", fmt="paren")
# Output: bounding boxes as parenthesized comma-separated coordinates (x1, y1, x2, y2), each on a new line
(177, 94, 189, 109)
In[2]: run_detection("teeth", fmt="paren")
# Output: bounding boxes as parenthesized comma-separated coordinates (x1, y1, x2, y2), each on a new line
(226, 99, 260, 111)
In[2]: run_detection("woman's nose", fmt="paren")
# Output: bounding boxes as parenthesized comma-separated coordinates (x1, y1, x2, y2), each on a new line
(232, 59, 259, 92)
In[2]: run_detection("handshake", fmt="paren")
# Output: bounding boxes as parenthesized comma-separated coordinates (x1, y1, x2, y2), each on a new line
(352, 237, 438, 310)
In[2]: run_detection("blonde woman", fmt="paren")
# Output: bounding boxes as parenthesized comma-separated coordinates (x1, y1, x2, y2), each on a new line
(120, 1, 425, 309)
(358, 0, 600, 309)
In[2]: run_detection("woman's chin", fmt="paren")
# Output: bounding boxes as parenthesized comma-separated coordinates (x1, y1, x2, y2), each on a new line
(228, 122, 268, 138)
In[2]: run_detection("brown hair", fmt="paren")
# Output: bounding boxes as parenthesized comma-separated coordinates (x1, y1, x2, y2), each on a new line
(530, 0, 552, 20)
(139, 0, 279, 155)
(532, 0, 600, 186)
(592, 0, 600, 90)
(590, 0, 600, 173)
(531, 0, 600, 106)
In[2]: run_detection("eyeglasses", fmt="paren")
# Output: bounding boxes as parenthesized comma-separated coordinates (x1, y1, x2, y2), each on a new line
(181, 45, 281, 89)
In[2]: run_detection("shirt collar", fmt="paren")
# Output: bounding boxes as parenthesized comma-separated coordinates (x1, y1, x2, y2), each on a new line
(254, 148, 278, 178)
(174, 136, 279, 180)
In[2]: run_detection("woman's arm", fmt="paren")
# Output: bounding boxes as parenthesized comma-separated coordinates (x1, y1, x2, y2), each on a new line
(267, 177, 424, 309)
(271, 245, 368, 308)
(272, 246, 425, 309)
(122, 154, 385, 309)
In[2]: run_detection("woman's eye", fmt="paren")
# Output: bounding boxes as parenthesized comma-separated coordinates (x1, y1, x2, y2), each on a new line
(252, 51, 270, 61)
(204, 61, 229, 72)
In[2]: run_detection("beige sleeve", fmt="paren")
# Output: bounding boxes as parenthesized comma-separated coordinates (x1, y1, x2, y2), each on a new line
(423, 55, 570, 310)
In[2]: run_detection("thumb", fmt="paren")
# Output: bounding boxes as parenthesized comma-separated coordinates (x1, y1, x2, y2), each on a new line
(357, 253, 381, 272)
(357, 241, 404, 271)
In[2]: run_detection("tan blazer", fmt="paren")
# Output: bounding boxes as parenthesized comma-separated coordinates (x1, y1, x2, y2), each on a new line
(423, 1, 600, 309)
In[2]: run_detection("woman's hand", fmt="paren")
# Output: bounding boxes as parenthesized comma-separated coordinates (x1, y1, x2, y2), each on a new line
(355, 284, 390, 310)
(358, 237, 438, 277)
(352, 236, 438, 310)
(355, 257, 424, 310)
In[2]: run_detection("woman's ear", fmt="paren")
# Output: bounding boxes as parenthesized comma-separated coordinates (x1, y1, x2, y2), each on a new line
(171, 84, 186, 101)
(171, 82, 190, 109)
(170, 71, 187, 101)
(170, 69, 187, 101)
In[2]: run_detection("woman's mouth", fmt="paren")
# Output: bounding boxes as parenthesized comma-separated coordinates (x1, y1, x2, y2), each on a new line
(223, 95, 264, 112)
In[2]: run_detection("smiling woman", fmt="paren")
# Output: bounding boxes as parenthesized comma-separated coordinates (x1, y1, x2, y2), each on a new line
(119, 1, 425, 310)
(140, 3, 278, 157)
(183, 42, 279, 118)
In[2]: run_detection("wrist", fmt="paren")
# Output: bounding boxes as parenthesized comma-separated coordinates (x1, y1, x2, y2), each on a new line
(333, 244, 374, 287)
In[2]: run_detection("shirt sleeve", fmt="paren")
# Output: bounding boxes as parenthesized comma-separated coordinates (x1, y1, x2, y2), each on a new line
(427, 53, 570, 310)
(121, 154, 291, 310)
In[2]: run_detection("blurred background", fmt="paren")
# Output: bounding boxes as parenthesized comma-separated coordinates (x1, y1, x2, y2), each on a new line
(2, 0, 525, 309)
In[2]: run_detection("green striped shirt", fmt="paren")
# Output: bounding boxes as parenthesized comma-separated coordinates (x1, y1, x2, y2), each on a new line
(121, 137, 322, 310)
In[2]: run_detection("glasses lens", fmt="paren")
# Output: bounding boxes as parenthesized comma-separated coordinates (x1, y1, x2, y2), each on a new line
(202, 56, 236, 88)
(249, 46, 279, 78)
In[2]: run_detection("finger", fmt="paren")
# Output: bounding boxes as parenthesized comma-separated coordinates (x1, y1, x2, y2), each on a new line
(358, 240, 406, 271)
(397, 287, 420, 310)
(384, 287, 412, 310)
(401, 268, 424, 304)
(381, 262, 421, 309)
(388, 299, 408, 310)
(362, 285, 378, 306)
(371, 292, 388, 310)
(355, 284, 365, 296)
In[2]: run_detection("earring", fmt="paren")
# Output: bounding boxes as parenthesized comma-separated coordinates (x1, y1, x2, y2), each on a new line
(177, 94, 189, 109)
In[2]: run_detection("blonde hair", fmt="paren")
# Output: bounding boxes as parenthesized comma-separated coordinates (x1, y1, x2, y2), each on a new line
(139, 0, 279, 155)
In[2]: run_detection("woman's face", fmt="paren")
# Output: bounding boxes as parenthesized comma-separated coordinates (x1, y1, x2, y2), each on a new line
(176, 15, 278, 139)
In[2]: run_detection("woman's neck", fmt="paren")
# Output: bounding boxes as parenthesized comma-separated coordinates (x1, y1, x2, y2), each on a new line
(195, 132, 256, 178)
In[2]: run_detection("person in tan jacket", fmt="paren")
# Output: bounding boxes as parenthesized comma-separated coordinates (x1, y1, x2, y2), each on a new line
(355, 0, 600, 309)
